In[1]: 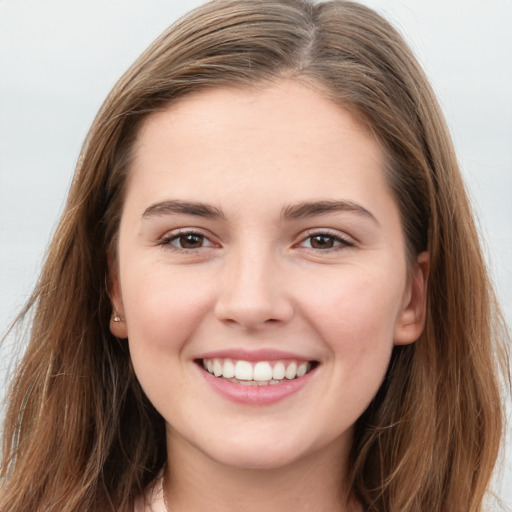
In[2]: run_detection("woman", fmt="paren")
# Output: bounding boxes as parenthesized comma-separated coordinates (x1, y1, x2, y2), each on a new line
(1, 0, 509, 510)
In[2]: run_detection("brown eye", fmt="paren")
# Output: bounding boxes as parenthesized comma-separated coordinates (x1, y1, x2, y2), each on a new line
(309, 235, 336, 249)
(161, 230, 217, 251)
(161, 231, 214, 250)
(298, 232, 353, 250)
(176, 233, 205, 249)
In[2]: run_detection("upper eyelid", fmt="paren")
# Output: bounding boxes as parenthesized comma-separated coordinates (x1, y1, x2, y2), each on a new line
(299, 236, 353, 248)
(159, 227, 219, 246)
(156, 227, 355, 246)
(161, 227, 212, 238)
(297, 227, 355, 242)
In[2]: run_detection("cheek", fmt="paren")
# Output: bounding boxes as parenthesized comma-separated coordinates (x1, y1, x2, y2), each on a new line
(120, 264, 216, 415)
(297, 264, 405, 391)
(121, 263, 215, 358)
(302, 266, 404, 345)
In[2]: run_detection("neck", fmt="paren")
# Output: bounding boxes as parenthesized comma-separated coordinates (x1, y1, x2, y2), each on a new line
(164, 432, 360, 512)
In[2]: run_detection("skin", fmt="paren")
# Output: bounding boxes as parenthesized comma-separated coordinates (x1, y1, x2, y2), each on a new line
(110, 79, 429, 511)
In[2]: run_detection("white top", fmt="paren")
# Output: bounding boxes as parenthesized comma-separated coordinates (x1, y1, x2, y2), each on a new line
(133, 475, 166, 512)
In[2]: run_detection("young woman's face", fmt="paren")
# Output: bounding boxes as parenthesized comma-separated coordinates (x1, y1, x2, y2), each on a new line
(111, 80, 428, 471)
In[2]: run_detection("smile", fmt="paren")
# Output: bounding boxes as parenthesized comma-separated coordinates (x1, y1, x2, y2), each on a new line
(200, 358, 314, 386)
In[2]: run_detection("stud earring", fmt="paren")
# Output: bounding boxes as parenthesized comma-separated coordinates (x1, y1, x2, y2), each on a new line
(113, 313, 121, 322)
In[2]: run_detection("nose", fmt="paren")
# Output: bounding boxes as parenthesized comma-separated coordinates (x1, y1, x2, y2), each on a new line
(214, 247, 294, 330)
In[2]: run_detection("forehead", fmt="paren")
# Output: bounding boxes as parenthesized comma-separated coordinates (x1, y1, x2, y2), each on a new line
(127, 80, 391, 214)
(135, 80, 381, 156)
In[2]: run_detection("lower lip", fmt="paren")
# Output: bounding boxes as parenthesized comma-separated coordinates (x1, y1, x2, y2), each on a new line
(198, 366, 314, 405)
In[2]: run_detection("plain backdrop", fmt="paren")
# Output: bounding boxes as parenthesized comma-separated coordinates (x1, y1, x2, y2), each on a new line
(1, 0, 511, 506)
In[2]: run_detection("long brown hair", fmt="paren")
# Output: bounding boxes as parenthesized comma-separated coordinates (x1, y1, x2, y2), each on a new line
(1, 1, 509, 510)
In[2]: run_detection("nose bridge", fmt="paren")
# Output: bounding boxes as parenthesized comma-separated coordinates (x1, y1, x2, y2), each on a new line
(214, 240, 293, 328)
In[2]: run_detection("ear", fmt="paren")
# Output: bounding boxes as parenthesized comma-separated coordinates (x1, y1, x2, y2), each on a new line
(393, 251, 430, 346)
(107, 253, 128, 339)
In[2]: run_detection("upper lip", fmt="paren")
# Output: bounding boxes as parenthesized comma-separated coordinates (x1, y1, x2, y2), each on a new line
(195, 348, 316, 363)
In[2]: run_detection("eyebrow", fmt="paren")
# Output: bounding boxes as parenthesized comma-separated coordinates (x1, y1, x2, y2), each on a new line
(142, 200, 224, 219)
(281, 200, 379, 224)
(141, 198, 378, 224)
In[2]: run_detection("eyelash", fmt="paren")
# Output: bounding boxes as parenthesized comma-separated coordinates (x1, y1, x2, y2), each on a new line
(297, 230, 355, 251)
(159, 228, 354, 253)
(158, 229, 216, 251)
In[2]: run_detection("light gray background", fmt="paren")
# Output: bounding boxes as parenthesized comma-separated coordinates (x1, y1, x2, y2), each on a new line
(1, 0, 511, 506)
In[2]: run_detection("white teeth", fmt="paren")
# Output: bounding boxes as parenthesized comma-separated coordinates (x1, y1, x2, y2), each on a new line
(272, 362, 286, 380)
(234, 360, 253, 381)
(285, 362, 297, 380)
(253, 361, 273, 381)
(297, 362, 308, 378)
(223, 359, 235, 379)
(202, 358, 313, 383)
(213, 359, 223, 377)
(228, 378, 286, 386)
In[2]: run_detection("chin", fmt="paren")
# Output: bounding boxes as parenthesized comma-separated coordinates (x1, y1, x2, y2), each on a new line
(208, 444, 303, 471)
(194, 425, 342, 472)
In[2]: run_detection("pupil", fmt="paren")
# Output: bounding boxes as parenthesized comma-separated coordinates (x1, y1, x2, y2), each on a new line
(180, 234, 203, 248)
(311, 235, 334, 249)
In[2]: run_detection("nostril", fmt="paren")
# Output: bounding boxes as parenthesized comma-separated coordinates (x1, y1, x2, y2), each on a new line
(213, 269, 294, 328)
(214, 301, 294, 329)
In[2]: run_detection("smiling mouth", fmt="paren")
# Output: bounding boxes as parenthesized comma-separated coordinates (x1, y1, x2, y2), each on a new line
(196, 358, 318, 386)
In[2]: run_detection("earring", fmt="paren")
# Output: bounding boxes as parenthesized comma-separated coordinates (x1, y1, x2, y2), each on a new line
(110, 310, 127, 339)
